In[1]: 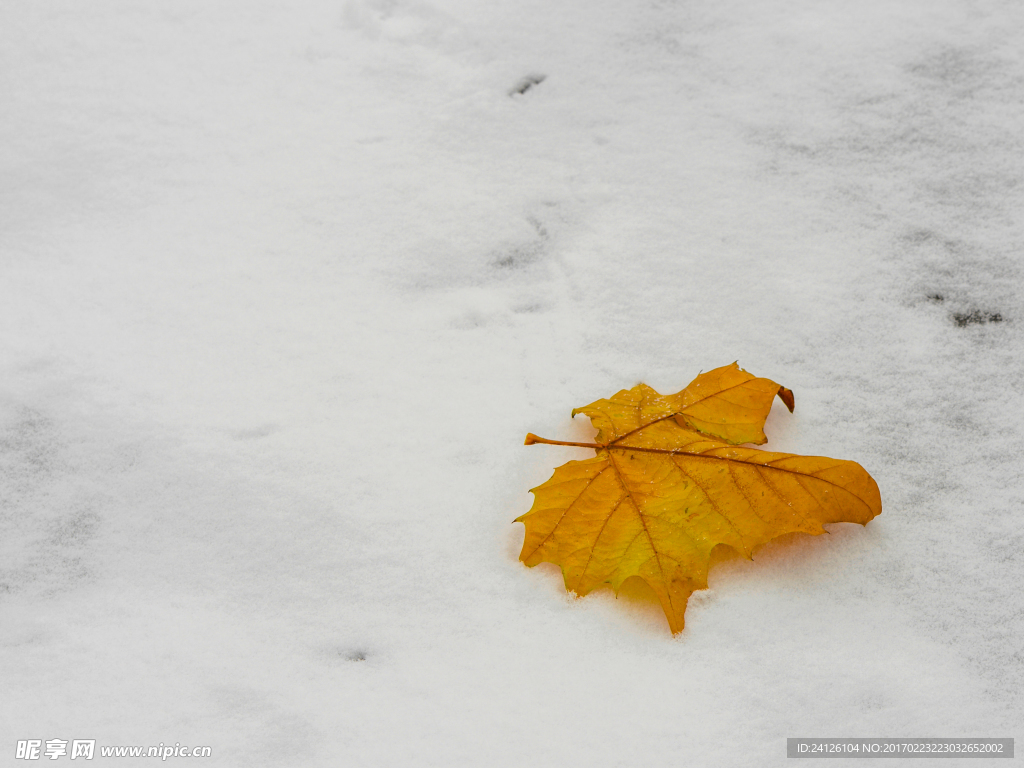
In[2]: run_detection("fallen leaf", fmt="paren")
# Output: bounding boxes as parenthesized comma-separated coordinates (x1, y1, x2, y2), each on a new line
(516, 363, 881, 634)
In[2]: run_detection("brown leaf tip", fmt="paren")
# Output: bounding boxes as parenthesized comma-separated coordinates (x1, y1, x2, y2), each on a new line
(778, 386, 795, 413)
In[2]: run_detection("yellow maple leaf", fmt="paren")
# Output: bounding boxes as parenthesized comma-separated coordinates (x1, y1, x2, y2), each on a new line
(516, 363, 882, 634)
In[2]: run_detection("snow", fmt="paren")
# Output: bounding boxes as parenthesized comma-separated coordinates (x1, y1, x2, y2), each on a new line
(2, 0, 1022, 765)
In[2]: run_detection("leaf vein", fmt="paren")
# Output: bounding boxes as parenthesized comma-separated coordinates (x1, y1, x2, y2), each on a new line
(522, 463, 612, 562)
(576, 494, 629, 589)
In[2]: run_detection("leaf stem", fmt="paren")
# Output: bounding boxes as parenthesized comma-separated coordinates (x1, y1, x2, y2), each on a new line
(524, 433, 605, 449)
(524, 433, 688, 455)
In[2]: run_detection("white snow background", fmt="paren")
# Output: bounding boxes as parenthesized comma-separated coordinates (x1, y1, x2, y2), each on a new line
(2, 1, 1022, 765)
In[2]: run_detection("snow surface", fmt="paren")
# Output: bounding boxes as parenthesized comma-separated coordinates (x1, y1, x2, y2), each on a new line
(2, 1, 1022, 765)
